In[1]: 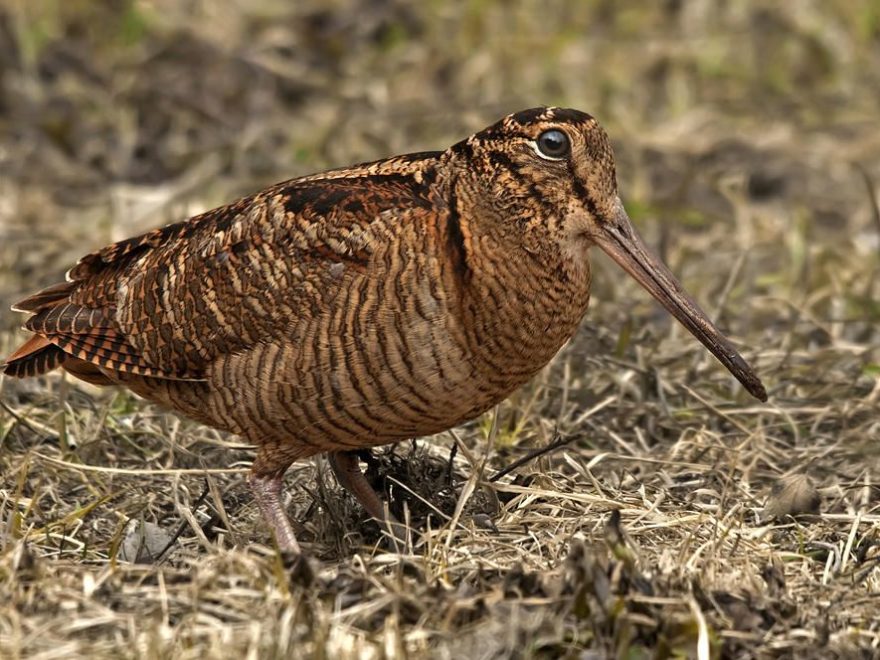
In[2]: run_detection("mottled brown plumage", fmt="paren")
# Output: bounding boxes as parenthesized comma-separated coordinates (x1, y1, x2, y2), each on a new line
(3, 107, 766, 553)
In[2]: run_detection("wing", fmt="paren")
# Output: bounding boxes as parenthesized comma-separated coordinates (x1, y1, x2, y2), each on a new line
(3, 152, 444, 382)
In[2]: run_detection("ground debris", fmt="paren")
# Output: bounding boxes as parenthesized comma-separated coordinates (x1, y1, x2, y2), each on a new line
(763, 473, 822, 521)
(118, 519, 173, 564)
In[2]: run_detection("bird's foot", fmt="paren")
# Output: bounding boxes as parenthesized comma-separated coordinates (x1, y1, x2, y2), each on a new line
(329, 450, 410, 552)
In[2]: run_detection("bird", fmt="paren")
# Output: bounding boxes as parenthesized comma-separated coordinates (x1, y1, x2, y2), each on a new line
(2, 107, 767, 554)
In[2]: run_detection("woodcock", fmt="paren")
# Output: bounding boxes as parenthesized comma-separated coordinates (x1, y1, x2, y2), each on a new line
(3, 107, 767, 554)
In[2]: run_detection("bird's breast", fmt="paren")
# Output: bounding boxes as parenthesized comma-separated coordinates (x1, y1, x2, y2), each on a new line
(455, 246, 592, 394)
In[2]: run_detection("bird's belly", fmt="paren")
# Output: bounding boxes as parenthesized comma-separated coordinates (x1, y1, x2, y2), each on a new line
(203, 308, 575, 454)
(207, 319, 479, 449)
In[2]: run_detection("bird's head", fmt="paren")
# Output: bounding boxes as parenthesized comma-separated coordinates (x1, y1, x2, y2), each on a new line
(452, 107, 767, 401)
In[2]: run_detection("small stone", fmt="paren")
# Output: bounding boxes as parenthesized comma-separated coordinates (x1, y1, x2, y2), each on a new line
(119, 519, 173, 564)
(763, 473, 821, 521)
(472, 513, 498, 532)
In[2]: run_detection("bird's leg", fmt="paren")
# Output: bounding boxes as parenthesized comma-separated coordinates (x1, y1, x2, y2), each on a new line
(248, 467, 300, 554)
(329, 450, 408, 548)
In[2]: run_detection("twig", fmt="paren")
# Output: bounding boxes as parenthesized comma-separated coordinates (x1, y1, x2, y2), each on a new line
(446, 440, 458, 485)
(489, 430, 577, 483)
(156, 481, 211, 562)
(32, 452, 247, 475)
(0, 398, 59, 442)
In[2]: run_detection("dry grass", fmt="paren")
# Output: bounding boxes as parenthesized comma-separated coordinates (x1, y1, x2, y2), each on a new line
(1, 1, 879, 658)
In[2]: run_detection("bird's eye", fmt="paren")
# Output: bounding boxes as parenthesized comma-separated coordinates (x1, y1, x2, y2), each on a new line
(536, 129, 570, 159)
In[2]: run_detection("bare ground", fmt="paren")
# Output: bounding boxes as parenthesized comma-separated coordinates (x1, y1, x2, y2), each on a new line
(1, 2, 879, 658)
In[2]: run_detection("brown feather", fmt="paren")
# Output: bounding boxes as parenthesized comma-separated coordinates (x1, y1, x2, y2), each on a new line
(2, 336, 66, 378)
(60, 358, 115, 386)
(4, 334, 53, 362)
(2, 334, 116, 386)
(12, 281, 77, 313)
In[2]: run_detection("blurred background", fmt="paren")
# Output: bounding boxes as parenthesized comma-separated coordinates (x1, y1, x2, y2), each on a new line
(1, 1, 879, 657)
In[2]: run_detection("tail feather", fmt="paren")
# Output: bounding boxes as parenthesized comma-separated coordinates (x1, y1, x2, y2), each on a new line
(10, 293, 177, 379)
(7, 277, 196, 384)
(3, 334, 115, 385)
(11, 281, 77, 313)
(2, 336, 67, 378)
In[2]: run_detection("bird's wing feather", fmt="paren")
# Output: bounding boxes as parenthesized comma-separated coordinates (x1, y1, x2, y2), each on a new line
(5, 154, 442, 381)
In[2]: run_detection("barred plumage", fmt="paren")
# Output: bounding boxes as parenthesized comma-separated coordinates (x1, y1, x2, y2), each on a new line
(3, 107, 766, 554)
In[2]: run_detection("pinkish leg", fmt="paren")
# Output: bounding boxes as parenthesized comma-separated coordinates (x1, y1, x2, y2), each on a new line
(329, 451, 408, 547)
(248, 469, 301, 554)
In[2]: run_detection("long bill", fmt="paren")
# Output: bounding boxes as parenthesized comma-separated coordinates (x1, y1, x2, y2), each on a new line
(593, 201, 767, 402)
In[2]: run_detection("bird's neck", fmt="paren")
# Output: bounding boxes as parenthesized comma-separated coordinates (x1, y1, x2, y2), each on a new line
(440, 174, 592, 384)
